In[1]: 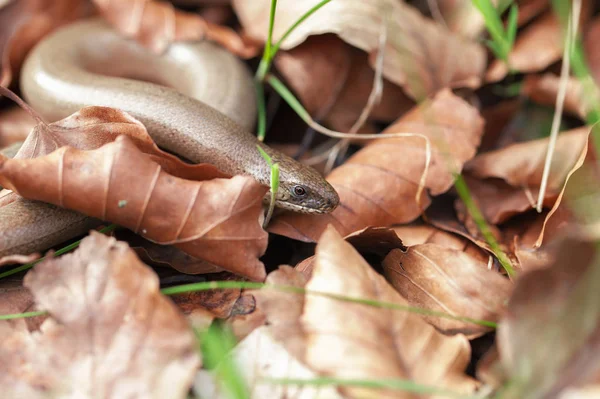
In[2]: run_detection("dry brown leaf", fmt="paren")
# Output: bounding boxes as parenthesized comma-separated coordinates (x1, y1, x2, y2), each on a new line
(269, 90, 484, 243)
(0, 231, 199, 399)
(0, 0, 93, 87)
(94, 0, 258, 57)
(464, 127, 590, 224)
(0, 105, 230, 260)
(294, 227, 407, 278)
(393, 223, 490, 263)
(171, 272, 243, 319)
(0, 107, 35, 147)
(508, 206, 573, 271)
(0, 136, 269, 280)
(480, 237, 600, 397)
(487, 3, 593, 83)
(301, 226, 477, 398)
(113, 230, 225, 274)
(234, 0, 486, 100)
(275, 34, 414, 132)
(382, 244, 512, 337)
(522, 73, 590, 118)
(487, 12, 561, 82)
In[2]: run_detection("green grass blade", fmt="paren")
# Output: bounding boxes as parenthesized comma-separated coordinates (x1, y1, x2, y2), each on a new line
(453, 175, 516, 277)
(161, 281, 498, 328)
(506, 3, 519, 47)
(0, 310, 47, 320)
(270, 0, 332, 58)
(200, 323, 249, 399)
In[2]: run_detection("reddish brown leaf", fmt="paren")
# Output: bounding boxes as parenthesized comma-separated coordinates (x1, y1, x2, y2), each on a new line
(0, 0, 93, 87)
(171, 272, 243, 319)
(275, 34, 414, 132)
(464, 127, 590, 224)
(94, 0, 258, 57)
(522, 73, 590, 119)
(382, 244, 512, 337)
(481, 237, 600, 397)
(269, 90, 484, 242)
(487, 12, 562, 82)
(234, 0, 486, 100)
(0, 231, 199, 399)
(0, 136, 268, 280)
(302, 226, 477, 398)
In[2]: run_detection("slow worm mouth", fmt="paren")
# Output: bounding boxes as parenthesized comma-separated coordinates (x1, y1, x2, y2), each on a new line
(274, 200, 332, 214)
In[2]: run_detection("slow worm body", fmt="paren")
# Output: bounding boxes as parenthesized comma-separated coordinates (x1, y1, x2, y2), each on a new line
(0, 18, 339, 258)
(20, 19, 339, 213)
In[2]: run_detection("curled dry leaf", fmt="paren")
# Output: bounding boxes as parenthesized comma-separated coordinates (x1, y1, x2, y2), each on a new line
(481, 238, 600, 397)
(269, 89, 484, 243)
(93, 0, 258, 56)
(0, 136, 269, 280)
(0, 105, 228, 259)
(0, 232, 199, 399)
(0, 0, 93, 87)
(234, 0, 486, 100)
(464, 127, 590, 225)
(300, 226, 476, 398)
(275, 34, 414, 132)
(382, 244, 512, 337)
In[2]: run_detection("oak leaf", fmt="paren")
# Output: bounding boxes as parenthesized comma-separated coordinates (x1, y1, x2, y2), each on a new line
(0, 136, 269, 280)
(233, 0, 486, 100)
(0, 231, 199, 399)
(269, 90, 484, 242)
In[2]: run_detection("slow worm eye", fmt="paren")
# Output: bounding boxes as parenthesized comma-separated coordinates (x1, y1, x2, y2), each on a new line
(293, 185, 307, 197)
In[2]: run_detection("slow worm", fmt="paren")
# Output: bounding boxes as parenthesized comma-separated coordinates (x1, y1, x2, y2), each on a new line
(0, 18, 339, 259)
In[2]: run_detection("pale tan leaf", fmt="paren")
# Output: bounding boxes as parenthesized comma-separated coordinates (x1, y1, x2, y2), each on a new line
(233, 0, 486, 99)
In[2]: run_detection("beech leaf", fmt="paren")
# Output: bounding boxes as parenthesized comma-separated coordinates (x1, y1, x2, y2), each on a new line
(233, 0, 486, 100)
(382, 244, 512, 337)
(0, 231, 199, 399)
(0, 136, 269, 280)
(269, 90, 484, 243)
(300, 226, 477, 398)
